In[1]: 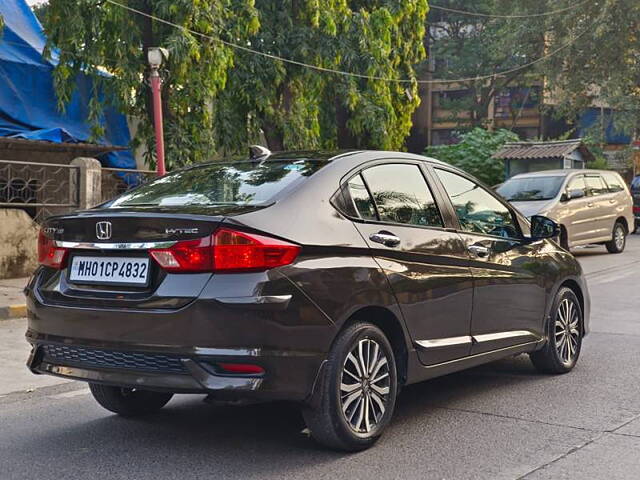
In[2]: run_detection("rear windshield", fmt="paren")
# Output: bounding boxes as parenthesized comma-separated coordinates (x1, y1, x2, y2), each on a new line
(107, 160, 326, 208)
(497, 175, 565, 201)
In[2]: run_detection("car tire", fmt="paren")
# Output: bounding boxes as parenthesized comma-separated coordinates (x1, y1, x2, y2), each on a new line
(89, 383, 173, 416)
(530, 287, 583, 374)
(302, 322, 398, 452)
(605, 221, 626, 253)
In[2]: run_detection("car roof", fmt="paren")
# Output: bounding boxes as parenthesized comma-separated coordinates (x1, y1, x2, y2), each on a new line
(508, 169, 619, 180)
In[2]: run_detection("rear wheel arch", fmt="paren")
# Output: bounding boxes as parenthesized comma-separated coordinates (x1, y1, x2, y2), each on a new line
(615, 216, 628, 233)
(339, 306, 409, 386)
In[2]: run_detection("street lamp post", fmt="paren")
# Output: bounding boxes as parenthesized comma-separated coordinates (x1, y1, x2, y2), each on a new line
(147, 47, 169, 176)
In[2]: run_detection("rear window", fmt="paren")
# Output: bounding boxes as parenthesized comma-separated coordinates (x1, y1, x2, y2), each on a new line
(602, 172, 625, 193)
(497, 175, 565, 201)
(107, 160, 326, 208)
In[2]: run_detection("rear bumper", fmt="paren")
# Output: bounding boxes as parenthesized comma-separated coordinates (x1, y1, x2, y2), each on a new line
(26, 334, 325, 401)
(25, 269, 334, 402)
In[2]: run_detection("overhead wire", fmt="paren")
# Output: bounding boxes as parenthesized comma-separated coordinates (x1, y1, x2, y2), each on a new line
(429, 1, 591, 19)
(90, 0, 596, 85)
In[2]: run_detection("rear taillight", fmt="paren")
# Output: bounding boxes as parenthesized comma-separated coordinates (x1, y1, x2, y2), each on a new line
(37, 230, 68, 269)
(633, 206, 640, 214)
(149, 228, 300, 273)
(212, 228, 300, 272)
(150, 236, 213, 272)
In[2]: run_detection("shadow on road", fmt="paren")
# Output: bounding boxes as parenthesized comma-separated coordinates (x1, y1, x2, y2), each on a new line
(10, 355, 551, 478)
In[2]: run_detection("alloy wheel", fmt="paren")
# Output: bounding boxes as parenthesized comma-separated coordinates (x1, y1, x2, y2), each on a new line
(340, 338, 390, 434)
(554, 298, 580, 365)
(614, 225, 625, 250)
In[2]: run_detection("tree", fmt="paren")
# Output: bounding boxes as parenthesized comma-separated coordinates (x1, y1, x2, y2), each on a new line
(45, 0, 260, 169)
(422, 0, 547, 129)
(44, 1, 429, 167)
(540, 0, 640, 140)
(424, 127, 518, 185)
(32, 2, 50, 28)
(217, 0, 429, 153)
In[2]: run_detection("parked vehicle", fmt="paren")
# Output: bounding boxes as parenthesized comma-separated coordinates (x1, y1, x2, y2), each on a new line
(631, 175, 640, 233)
(497, 169, 635, 252)
(26, 150, 590, 451)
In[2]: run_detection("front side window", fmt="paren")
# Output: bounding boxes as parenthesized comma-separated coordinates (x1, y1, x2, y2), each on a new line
(566, 175, 586, 195)
(361, 164, 443, 227)
(585, 175, 608, 196)
(436, 169, 519, 238)
(602, 172, 625, 193)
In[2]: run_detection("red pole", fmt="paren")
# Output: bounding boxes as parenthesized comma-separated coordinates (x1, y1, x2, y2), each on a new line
(150, 71, 166, 176)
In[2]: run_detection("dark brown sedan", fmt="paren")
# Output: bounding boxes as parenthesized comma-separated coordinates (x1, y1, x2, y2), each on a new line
(26, 150, 590, 451)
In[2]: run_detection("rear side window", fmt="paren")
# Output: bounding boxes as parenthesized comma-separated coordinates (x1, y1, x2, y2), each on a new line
(346, 175, 377, 220)
(108, 160, 327, 208)
(602, 172, 625, 193)
(361, 164, 443, 227)
(585, 175, 608, 196)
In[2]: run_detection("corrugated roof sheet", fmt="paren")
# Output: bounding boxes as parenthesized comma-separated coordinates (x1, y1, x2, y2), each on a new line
(492, 139, 588, 160)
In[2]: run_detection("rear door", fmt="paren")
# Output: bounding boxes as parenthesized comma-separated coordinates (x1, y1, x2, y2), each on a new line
(559, 174, 593, 246)
(432, 167, 547, 354)
(343, 161, 474, 366)
(584, 174, 613, 239)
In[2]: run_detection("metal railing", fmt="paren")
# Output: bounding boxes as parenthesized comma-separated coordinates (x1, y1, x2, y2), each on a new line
(0, 159, 79, 223)
(1, 159, 156, 224)
(101, 167, 156, 203)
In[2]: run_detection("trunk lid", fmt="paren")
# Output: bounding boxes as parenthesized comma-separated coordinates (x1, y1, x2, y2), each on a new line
(37, 205, 264, 309)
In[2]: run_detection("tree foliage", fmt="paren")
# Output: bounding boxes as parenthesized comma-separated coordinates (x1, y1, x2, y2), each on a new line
(43, 1, 429, 168)
(423, 0, 547, 129)
(540, 0, 640, 139)
(424, 127, 518, 185)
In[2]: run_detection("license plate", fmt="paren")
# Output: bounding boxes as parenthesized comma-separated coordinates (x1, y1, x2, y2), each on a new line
(69, 256, 150, 286)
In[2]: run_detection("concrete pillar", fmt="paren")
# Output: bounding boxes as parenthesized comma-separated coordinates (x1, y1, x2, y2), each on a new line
(71, 157, 102, 209)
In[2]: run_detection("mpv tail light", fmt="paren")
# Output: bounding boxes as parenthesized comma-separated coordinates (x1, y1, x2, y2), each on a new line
(37, 230, 68, 269)
(149, 228, 300, 273)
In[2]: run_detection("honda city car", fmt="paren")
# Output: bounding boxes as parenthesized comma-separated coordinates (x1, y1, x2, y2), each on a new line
(26, 150, 590, 451)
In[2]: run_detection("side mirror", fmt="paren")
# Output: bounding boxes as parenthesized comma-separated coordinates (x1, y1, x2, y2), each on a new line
(564, 188, 585, 201)
(529, 215, 560, 240)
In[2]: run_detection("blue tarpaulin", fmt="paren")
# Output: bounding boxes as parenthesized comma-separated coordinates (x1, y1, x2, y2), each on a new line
(0, 0, 135, 168)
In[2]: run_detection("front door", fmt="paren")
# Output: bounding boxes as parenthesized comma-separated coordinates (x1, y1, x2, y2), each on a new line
(432, 167, 547, 354)
(345, 162, 474, 366)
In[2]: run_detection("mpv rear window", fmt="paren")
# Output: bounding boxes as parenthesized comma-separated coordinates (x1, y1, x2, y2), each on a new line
(107, 160, 326, 208)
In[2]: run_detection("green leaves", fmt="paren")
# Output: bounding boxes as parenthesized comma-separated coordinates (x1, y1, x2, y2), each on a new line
(425, 128, 518, 185)
(44, 0, 428, 167)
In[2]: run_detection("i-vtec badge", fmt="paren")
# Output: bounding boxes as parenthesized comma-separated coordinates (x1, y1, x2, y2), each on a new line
(165, 227, 199, 235)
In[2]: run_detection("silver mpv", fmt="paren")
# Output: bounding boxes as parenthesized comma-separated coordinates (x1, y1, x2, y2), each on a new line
(497, 169, 635, 253)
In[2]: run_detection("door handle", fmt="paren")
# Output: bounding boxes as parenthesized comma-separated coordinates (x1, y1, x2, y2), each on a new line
(468, 244, 490, 258)
(369, 231, 401, 248)
(609, 199, 616, 204)
(587, 203, 594, 207)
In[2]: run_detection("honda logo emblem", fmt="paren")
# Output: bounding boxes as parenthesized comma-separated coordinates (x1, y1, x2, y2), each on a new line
(95, 221, 112, 240)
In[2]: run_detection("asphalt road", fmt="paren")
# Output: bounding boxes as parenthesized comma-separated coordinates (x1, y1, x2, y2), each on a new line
(1, 237, 640, 479)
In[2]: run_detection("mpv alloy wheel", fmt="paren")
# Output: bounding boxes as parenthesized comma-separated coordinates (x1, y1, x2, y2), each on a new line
(606, 221, 626, 253)
(302, 322, 398, 451)
(530, 287, 583, 374)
